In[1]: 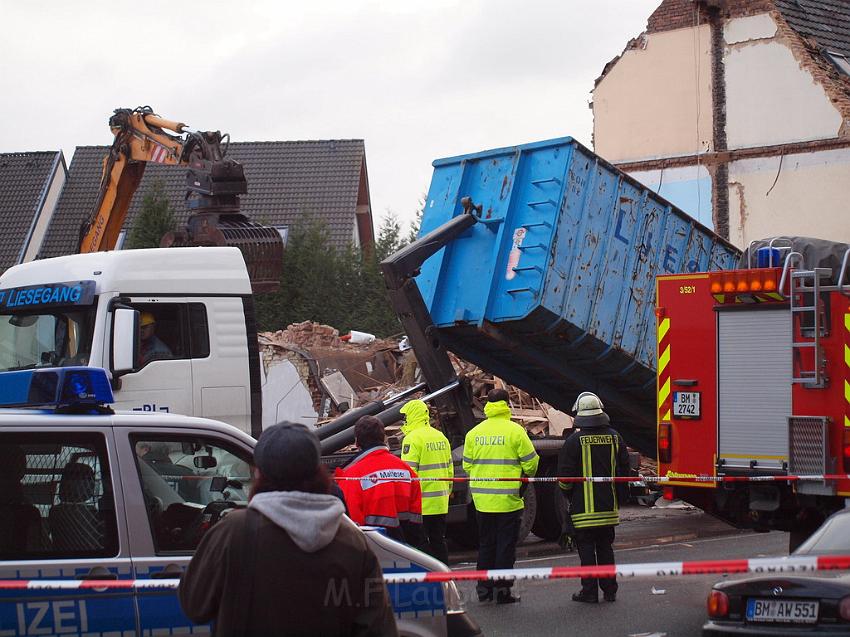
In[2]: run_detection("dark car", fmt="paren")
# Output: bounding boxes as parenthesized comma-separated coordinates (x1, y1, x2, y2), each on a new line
(703, 510, 850, 635)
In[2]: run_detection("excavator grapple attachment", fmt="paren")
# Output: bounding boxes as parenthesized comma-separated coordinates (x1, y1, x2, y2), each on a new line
(161, 213, 283, 294)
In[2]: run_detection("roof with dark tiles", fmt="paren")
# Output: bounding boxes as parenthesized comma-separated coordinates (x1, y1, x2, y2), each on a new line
(0, 151, 63, 272)
(775, 0, 850, 58)
(39, 139, 371, 259)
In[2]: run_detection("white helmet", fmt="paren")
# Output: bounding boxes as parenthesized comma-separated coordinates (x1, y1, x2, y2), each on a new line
(572, 392, 604, 417)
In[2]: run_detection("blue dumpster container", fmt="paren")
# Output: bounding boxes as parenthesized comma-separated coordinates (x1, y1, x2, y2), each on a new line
(416, 137, 740, 453)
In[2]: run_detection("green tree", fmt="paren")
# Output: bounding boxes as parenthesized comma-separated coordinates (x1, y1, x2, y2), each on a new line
(407, 194, 426, 244)
(125, 180, 176, 249)
(254, 214, 410, 337)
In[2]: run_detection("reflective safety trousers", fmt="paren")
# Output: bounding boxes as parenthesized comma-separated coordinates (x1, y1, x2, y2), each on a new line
(556, 425, 630, 529)
(462, 401, 539, 513)
(335, 446, 423, 528)
(401, 424, 453, 515)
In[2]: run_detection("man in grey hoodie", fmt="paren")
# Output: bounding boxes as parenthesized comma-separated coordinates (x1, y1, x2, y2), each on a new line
(179, 422, 398, 636)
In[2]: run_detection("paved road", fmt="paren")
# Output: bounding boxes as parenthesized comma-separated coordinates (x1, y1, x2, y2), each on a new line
(456, 531, 788, 637)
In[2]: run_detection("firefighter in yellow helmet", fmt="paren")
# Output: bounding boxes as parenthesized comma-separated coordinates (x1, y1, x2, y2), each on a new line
(463, 388, 539, 604)
(400, 399, 453, 564)
(557, 391, 629, 604)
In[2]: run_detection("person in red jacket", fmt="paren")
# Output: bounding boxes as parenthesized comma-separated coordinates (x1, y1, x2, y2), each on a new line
(336, 416, 425, 548)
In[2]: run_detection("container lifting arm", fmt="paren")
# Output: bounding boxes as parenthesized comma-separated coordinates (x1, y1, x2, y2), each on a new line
(380, 197, 482, 446)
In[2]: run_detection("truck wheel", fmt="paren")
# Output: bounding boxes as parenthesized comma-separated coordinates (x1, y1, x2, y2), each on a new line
(447, 486, 538, 549)
(532, 462, 567, 541)
(447, 503, 479, 549)
(518, 482, 537, 544)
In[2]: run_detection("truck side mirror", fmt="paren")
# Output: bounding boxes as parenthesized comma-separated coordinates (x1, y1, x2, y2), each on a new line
(112, 308, 139, 375)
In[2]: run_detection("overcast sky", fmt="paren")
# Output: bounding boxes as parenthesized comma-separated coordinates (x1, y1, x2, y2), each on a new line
(1, 0, 659, 232)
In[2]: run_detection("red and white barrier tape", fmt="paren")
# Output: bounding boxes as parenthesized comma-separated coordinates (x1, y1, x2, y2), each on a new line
(332, 474, 850, 484)
(3, 555, 850, 590)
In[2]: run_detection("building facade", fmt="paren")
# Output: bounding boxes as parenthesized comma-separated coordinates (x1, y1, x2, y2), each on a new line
(593, 0, 850, 247)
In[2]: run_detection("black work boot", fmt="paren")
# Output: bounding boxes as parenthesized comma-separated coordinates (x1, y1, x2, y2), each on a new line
(571, 591, 599, 603)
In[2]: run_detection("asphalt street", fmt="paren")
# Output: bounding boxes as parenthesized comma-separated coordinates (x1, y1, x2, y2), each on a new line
(454, 530, 789, 637)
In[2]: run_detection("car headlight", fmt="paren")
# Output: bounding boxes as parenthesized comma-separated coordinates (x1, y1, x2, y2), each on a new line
(444, 580, 464, 614)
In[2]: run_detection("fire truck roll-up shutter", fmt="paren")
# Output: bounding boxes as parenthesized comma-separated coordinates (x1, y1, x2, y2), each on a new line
(717, 308, 792, 471)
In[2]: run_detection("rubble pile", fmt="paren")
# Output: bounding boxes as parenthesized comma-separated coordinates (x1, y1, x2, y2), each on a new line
(266, 321, 343, 349)
(449, 354, 573, 437)
(259, 321, 651, 473)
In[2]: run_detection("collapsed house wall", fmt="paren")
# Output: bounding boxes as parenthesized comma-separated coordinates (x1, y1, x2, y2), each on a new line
(592, 0, 850, 246)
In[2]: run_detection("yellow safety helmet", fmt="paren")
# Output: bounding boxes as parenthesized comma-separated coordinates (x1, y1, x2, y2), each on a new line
(140, 312, 156, 327)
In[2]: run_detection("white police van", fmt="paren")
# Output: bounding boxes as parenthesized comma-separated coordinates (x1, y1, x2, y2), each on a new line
(0, 367, 481, 637)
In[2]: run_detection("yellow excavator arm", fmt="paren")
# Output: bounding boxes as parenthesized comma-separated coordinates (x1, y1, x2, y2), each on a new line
(80, 108, 189, 253)
(79, 107, 282, 293)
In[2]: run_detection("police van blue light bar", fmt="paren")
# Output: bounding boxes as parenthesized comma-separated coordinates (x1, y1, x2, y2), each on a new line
(0, 367, 114, 408)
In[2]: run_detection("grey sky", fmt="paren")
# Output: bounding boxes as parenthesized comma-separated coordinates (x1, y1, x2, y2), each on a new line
(1, 0, 659, 231)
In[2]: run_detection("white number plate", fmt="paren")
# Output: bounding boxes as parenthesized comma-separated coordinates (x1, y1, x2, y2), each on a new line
(672, 392, 700, 418)
(746, 598, 819, 623)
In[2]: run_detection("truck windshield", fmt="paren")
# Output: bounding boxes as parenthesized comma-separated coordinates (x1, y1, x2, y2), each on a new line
(0, 308, 96, 372)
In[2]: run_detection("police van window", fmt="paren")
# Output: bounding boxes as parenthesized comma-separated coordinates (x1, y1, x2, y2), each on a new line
(0, 433, 118, 560)
(132, 435, 253, 553)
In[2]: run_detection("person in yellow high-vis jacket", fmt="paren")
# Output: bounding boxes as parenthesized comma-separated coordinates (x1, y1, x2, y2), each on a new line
(400, 399, 453, 564)
(463, 389, 539, 604)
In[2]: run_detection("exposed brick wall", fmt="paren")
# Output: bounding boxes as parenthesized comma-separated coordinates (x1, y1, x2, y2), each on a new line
(709, 7, 730, 239)
(647, 0, 710, 32)
(647, 0, 774, 33)
(770, 10, 850, 128)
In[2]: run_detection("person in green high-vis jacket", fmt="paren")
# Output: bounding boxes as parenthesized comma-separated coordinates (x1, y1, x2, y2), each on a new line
(400, 399, 453, 564)
(463, 389, 539, 604)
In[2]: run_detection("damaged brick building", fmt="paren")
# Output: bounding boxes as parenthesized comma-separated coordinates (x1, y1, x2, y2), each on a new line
(593, 0, 850, 247)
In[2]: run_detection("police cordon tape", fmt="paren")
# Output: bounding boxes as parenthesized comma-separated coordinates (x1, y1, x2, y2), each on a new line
(333, 474, 850, 484)
(4, 555, 850, 589)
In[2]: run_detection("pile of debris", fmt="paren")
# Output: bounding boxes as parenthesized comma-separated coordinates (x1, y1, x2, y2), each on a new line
(450, 354, 573, 437)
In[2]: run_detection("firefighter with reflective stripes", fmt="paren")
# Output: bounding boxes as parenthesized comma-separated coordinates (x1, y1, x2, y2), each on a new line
(463, 389, 539, 604)
(557, 392, 629, 604)
(400, 399, 453, 564)
(335, 416, 425, 548)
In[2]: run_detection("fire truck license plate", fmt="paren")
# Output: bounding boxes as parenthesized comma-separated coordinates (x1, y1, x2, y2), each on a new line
(672, 392, 700, 418)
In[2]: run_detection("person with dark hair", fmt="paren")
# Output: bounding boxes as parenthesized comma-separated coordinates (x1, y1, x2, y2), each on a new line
(49, 462, 104, 551)
(335, 416, 424, 547)
(463, 388, 539, 604)
(557, 392, 629, 604)
(179, 422, 398, 636)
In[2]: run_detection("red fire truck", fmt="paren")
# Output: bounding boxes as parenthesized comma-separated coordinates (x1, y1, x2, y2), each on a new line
(655, 238, 850, 548)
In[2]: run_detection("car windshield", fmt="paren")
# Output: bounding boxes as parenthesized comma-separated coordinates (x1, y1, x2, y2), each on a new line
(794, 512, 850, 555)
(0, 308, 96, 372)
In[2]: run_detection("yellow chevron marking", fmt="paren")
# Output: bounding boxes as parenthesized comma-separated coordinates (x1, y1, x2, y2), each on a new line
(845, 312, 850, 333)
(659, 377, 671, 406)
(658, 318, 670, 343)
(662, 410, 671, 422)
(713, 294, 725, 303)
(846, 344, 850, 369)
(658, 344, 671, 374)
(765, 293, 784, 301)
(845, 414, 850, 428)
(845, 379, 850, 407)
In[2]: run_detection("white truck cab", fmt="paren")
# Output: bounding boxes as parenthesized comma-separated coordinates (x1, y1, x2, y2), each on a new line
(0, 248, 263, 436)
(0, 367, 481, 637)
